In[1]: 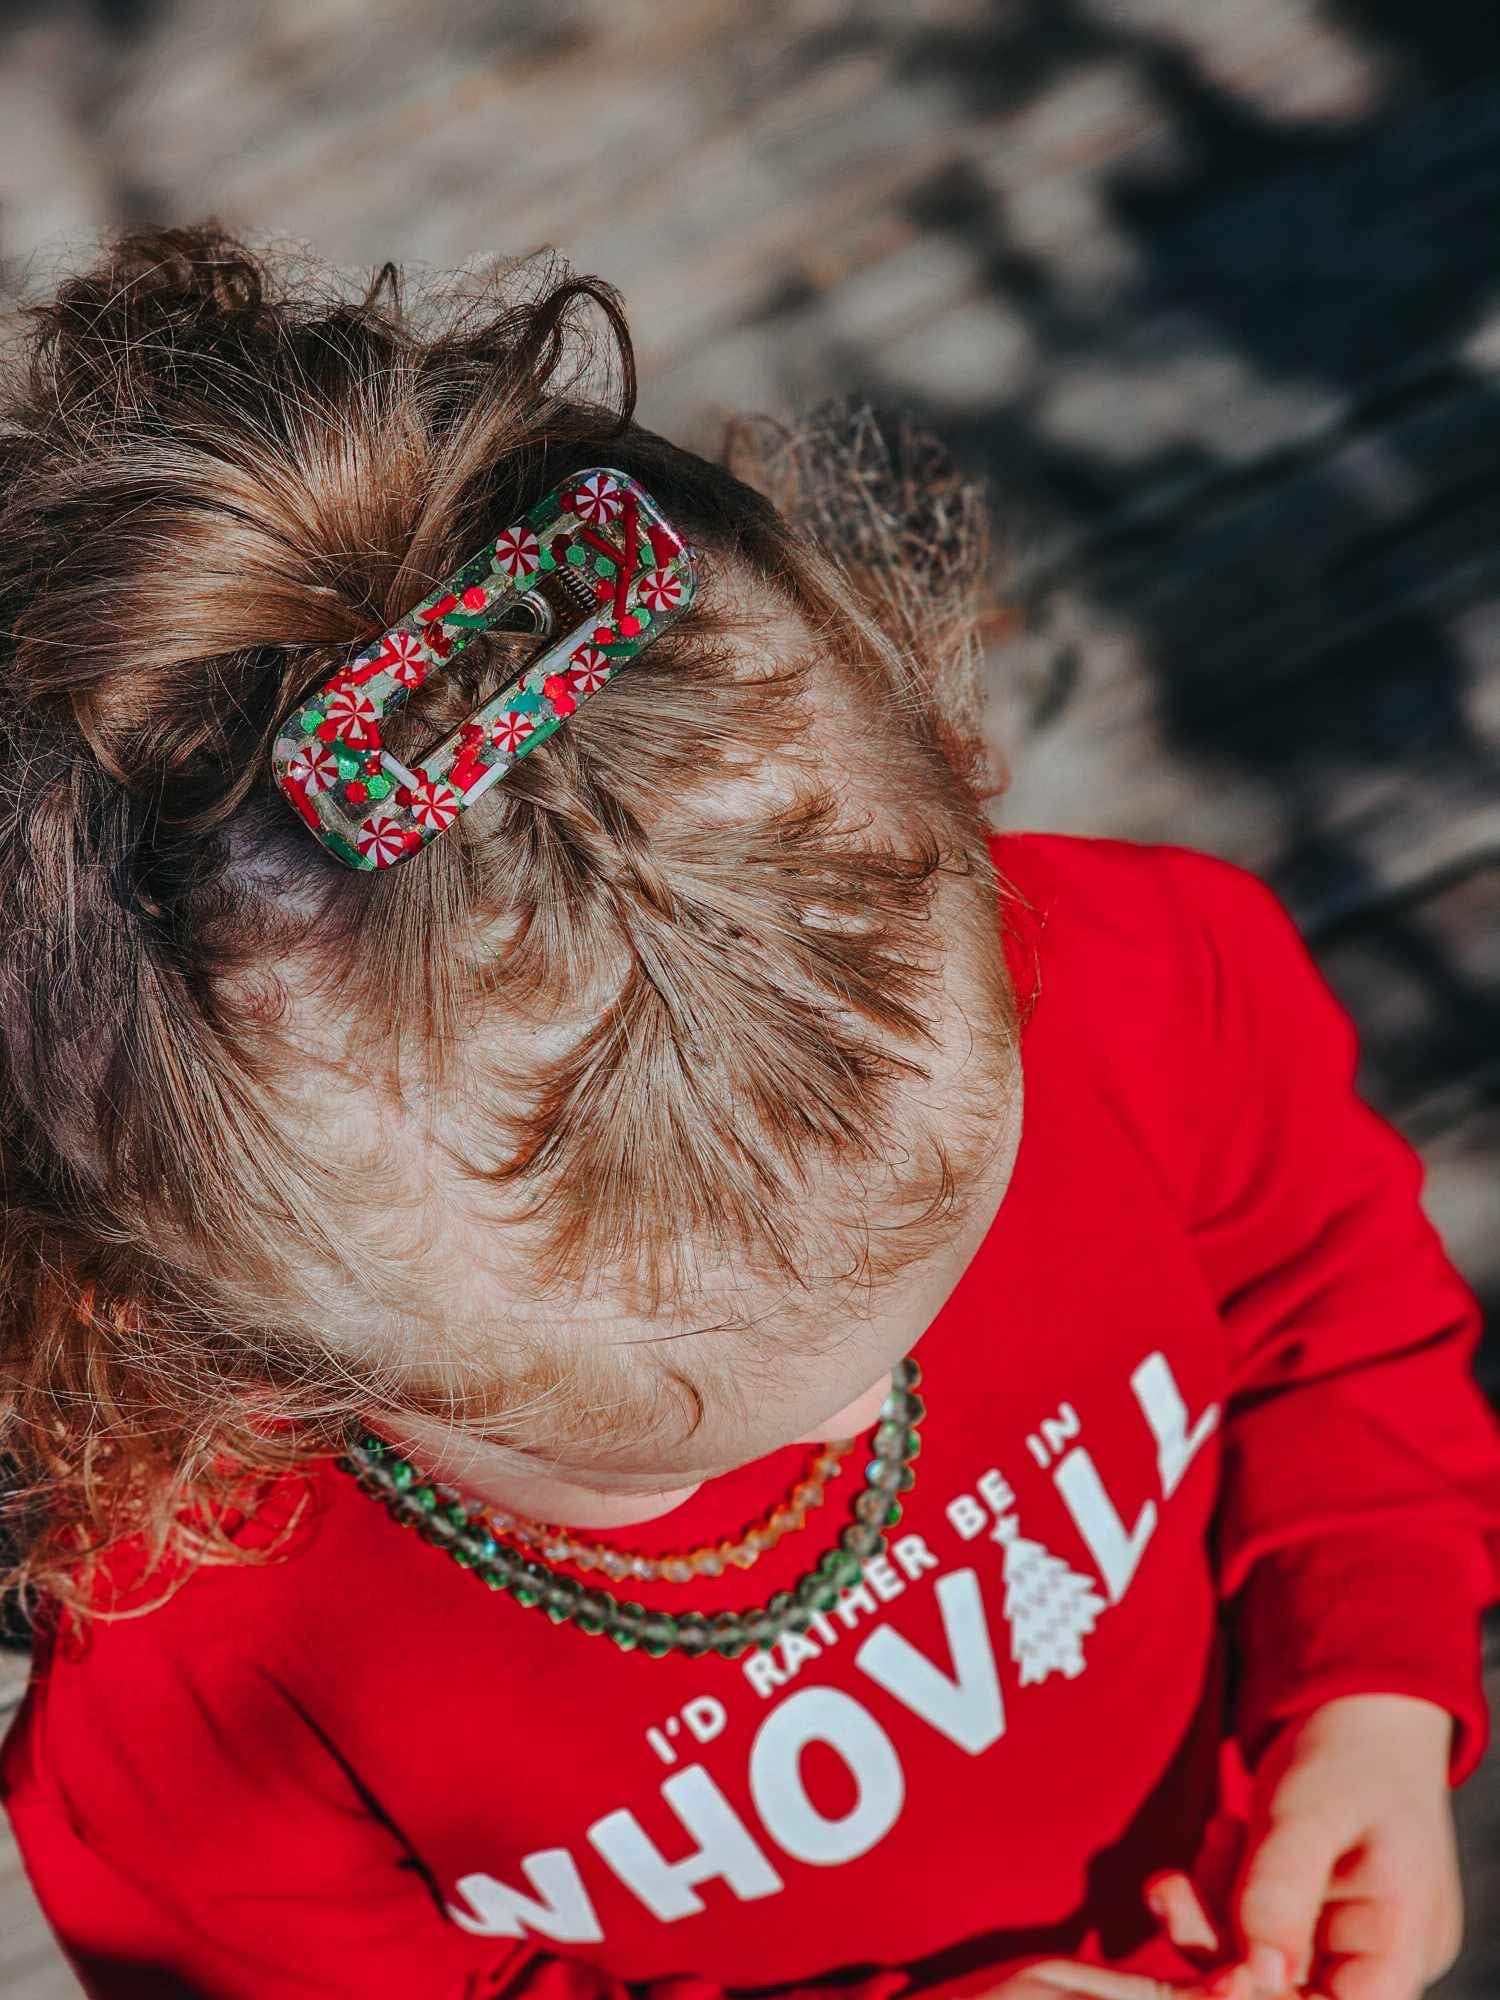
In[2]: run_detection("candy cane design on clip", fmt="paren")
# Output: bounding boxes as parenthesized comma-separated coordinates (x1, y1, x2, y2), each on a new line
(270, 469, 699, 872)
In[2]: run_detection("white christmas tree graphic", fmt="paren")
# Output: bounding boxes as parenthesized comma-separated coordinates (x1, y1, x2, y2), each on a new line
(992, 1513, 1105, 1685)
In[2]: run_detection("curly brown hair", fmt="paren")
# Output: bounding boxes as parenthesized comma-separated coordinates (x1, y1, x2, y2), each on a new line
(0, 221, 1018, 1621)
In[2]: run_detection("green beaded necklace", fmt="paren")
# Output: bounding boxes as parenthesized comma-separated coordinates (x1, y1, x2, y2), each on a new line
(339, 1356, 925, 1659)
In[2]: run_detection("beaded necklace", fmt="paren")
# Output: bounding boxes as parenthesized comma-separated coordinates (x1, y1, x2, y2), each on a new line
(453, 1439, 854, 1584)
(339, 1355, 925, 1658)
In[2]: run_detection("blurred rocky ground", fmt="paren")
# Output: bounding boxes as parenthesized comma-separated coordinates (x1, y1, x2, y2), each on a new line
(0, 1, 1495, 1994)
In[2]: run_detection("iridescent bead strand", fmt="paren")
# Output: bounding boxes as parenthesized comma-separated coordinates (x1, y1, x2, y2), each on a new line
(339, 1357, 925, 1659)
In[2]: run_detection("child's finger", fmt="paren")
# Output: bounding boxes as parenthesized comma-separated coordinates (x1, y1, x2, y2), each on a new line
(1021, 1961, 1215, 1998)
(1143, 1870, 1222, 1954)
(1311, 1945, 1427, 2000)
(1142, 1814, 1248, 1963)
(1233, 1811, 1339, 1987)
(1314, 1897, 1398, 1960)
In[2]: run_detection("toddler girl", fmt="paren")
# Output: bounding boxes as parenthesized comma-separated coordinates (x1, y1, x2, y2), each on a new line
(0, 223, 1495, 2000)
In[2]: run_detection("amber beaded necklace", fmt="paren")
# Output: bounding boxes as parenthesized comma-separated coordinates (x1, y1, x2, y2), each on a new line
(339, 1355, 925, 1658)
(447, 1439, 854, 1585)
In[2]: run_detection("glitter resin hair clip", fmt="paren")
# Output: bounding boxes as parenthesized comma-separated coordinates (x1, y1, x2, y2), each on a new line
(271, 468, 698, 869)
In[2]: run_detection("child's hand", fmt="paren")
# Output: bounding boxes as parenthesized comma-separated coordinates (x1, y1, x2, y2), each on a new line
(1148, 1695, 1463, 1998)
(981, 1964, 1231, 1999)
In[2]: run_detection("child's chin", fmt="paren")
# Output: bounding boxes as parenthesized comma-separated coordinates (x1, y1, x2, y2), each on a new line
(792, 1371, 892, 1444)
(546, 1480, 706, 1529)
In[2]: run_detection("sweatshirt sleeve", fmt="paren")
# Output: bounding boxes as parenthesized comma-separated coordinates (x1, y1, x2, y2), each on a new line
(1158, 846, 1500, 1784)
(0, 1628, 556, 2000)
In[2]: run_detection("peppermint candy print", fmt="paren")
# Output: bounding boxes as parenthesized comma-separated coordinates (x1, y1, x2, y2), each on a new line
(355, 815, 410, 867)
(490, 710, 536, 754)
(287, 741, 339, 793)
(639, 567, 683, 612)
(571, 473, 623, 526)
(567, 646, 611, 694)
(493, 525, 541, 579)
(408, 777, 460, 832)
(272, 469, 697, 870)
(376, 631, 428, 687)
(325, 685, 381, 744)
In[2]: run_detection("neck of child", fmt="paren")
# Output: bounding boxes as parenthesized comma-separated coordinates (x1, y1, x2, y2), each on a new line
(387, 1063, 1026, 1534)
(442, 1368, 898, 1532)
(505, 1477, 710, 1532)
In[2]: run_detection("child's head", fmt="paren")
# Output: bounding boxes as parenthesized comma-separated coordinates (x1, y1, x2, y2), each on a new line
(0, 223, 1021, 1600)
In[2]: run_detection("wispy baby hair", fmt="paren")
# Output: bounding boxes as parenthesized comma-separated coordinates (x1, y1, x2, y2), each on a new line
(0, 220, 1017, 1617)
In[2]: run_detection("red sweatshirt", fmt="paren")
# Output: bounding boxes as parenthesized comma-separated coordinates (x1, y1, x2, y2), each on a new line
(3, 831, 1497, 2000)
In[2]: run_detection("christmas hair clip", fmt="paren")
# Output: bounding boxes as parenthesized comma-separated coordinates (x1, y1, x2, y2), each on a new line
(271, 468, 698, 869)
